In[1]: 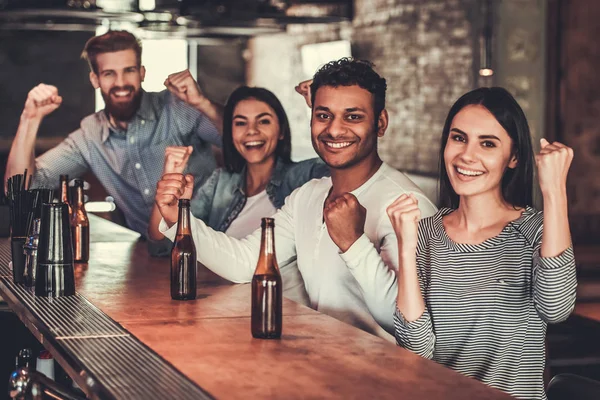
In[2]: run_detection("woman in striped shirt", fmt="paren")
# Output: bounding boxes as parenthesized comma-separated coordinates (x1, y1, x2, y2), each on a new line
(387, 87, 576, 399)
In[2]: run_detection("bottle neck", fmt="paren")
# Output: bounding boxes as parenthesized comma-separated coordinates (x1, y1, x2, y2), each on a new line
(74, 184, 84, 207)
(176, 201, 191, 235)
(260, 225, 275, 257)
(255, 223, 278, 275)
(60, 181, 69, 203)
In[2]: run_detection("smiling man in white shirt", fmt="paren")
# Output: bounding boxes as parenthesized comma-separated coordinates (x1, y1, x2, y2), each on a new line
(156, 58, 437, 340)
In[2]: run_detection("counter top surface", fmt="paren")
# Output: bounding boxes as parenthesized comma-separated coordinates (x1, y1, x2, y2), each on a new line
(1, 214, 513, 399)
(574, 302, 600, 322)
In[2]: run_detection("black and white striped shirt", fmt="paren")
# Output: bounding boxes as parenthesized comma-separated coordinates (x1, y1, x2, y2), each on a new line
(394, 207, 577, 399)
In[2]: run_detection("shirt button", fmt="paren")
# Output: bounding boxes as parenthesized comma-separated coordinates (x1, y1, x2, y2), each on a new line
(141, 120, 145, 125)
(144, 189, 150, 195)
(130, 137, 135, 144)
(135, 163, 141, 170)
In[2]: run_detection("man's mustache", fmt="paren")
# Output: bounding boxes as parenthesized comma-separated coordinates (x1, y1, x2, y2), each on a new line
(316, 132, 356, 142)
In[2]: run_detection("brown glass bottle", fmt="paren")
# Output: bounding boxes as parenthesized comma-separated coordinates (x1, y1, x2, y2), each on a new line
(70, 179, 89, 263)
(251, 218, 282, 339)
(171, 199, 197, 300)
(59, 174, 72, 217)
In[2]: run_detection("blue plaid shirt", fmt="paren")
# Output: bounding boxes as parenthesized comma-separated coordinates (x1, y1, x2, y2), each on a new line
(32, 90, 221, 236)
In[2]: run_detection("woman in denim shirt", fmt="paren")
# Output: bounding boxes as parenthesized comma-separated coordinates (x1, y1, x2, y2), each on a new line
(149, 86, 328, 302)
(191, 89, 329, 235)
(193, 85, 328, 233)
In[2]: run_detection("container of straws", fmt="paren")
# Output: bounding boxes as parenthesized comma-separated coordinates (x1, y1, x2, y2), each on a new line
(6, 172, 53, 285)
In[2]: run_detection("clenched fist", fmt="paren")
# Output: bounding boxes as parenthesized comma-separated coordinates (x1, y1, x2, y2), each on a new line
(536, 138, 574, 196)
(163, 146, 193, 175)
(22, 84, 62, 120)
(164, 70, 207, 108)
(294, 79, 313, 108)
(323, 192, 366, 252)
(155, 173, 194, 226)
(386, 193, 420, 251)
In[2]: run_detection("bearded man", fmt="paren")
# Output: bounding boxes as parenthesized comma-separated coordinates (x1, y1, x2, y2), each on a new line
(4, 30, 223, 238)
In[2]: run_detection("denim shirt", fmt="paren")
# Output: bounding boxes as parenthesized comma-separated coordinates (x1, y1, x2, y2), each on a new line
(191, 157, 330, 232)
(32, 90, 221, 236)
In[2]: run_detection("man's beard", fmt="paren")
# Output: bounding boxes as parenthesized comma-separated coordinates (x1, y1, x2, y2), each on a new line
(101, 86, 142, 123)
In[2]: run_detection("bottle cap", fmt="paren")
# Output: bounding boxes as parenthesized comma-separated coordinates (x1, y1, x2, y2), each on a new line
(261, 217, 275, 228)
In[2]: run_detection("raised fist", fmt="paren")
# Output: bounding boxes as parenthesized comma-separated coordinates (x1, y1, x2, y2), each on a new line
(164, 70, 207, 108)
(323, 192, 366, 252)
(22, 84, 62, 120)
(294, 79, 313, 108)
(536, 138, 574, 196)
(386, 193, 421, 251)
(163, 146, 193, 175)
(155, 173, 194, 226)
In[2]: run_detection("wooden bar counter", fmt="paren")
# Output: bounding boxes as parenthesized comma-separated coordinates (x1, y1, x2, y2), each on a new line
(574, 302, 600, 325)
(1, 215, 512, 399)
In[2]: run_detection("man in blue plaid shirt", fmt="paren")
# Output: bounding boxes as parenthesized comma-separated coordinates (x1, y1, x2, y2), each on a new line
(4, 31, 223, 242)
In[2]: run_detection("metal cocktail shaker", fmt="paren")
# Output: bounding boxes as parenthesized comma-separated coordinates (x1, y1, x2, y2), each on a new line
(23, 218, 41, 288)
(35, 203, 75, 297)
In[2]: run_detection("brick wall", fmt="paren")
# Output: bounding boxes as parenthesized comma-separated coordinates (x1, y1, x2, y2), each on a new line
(353, 0, 475, 174)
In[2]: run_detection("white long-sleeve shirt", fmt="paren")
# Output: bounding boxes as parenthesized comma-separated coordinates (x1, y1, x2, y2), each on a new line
(161, 163, 437, 340)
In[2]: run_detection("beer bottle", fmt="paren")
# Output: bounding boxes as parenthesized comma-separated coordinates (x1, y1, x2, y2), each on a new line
(251, 218, 282, 339)
(59, 174, 72, 217)
(71, 179, 89, 263)
(171, 199, 197, 300)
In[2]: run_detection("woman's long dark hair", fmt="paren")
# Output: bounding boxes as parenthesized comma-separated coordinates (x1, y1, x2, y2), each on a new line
(438, 87, 534, 209)
(222, 86, 292, 173)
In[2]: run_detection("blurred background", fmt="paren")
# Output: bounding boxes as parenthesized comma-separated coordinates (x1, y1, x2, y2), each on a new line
(1, 0, 600, 388)
(3, 0, 599, 245)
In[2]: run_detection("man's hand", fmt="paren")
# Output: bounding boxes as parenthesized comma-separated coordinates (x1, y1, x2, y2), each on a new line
(294, 79, 313, 108)
(164, 70, 207, 109)
(323, 193, 366, 253)
(386, 194, 421, 251)
(22, 84, 62, 120)
(155, 173, 194, 226)
(163, 146, 193, 175)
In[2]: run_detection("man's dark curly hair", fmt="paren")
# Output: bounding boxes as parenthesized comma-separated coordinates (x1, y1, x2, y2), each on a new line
(310, 58, 387, 117)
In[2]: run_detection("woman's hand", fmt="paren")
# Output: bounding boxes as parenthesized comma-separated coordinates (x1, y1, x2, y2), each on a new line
(536, 138, 574, 196)
(163, 146, 193, 174)
(386, 193, 420, 251)
(294, 79, 313, 108)
(536, 139, 575, 258)
(388, 194, 426, 322)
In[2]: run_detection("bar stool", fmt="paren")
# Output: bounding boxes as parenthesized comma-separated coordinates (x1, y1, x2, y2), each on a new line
(547, 373, 600, 400)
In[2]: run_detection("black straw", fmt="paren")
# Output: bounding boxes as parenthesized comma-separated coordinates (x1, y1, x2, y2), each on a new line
(6, 174, 53, 237)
